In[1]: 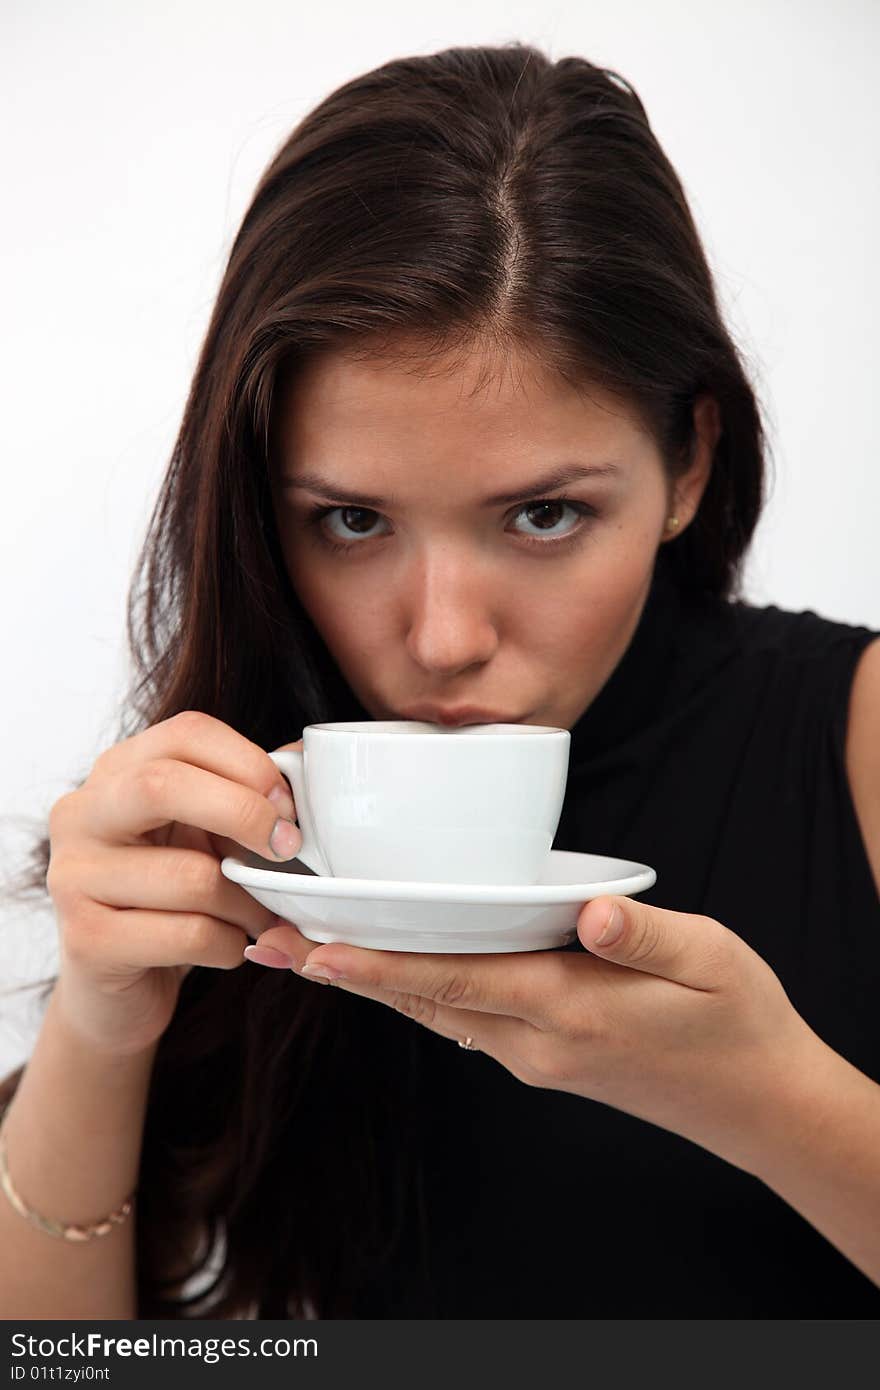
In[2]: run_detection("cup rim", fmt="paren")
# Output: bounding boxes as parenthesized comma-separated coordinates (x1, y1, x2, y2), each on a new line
(304, 720, 568, 736)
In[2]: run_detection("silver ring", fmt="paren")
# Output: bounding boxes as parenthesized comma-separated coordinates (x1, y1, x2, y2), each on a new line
(458, 1036, 478, 1050)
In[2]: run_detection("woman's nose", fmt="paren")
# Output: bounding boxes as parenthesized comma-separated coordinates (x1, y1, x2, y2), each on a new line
(403, 550, 500, 674)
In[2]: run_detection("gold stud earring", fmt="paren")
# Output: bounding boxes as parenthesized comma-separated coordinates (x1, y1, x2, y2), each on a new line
(666, 515, 680, 532)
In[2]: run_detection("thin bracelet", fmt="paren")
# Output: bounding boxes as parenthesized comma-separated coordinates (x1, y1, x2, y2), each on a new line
(0, 1099, 136, 1242)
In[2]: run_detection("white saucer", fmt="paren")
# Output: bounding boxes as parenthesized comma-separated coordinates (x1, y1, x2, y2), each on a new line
(220, 850, 657, 953)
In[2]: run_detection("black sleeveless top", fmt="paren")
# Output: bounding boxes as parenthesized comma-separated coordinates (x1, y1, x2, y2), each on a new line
(339, 555, 880, 1318)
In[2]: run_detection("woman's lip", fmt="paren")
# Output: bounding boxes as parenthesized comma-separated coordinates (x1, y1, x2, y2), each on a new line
(396, 705, 525, 727)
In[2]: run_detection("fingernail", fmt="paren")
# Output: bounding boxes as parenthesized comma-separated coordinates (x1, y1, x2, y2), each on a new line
(269, 817, 301, 860)
(301, 961, 345, 982)
(594, 903, 624, 946)
(244, 944, 295, 969)
(268, 783, 296, 820)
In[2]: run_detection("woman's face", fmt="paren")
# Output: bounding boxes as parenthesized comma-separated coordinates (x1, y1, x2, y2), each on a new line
(270, 340, 716, 730)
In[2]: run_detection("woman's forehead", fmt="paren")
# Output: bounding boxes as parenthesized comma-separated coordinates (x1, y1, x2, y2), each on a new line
(274, 342, 646, 457)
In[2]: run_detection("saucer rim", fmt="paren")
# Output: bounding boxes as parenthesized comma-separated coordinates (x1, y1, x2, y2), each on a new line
(220, 849, 656, 904)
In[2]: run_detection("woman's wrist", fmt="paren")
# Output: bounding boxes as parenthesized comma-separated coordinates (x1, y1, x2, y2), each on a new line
(745, 1032, 870, 1187)
(0, 980, 158, 1317)
(2, 986, 158, 1226)
(732, 1030, 880, 1286)
(680, 1020, 830, 1179)
(52, 972, 167, 1064)
(710, 1023, 857, 1186)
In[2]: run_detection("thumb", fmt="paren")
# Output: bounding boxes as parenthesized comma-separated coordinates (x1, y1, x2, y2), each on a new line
(577, 895, 726, 988)
(272, 738, 304, 753)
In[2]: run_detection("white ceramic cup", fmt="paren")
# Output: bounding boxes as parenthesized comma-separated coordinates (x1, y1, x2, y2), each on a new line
(268, 720, 570, 885)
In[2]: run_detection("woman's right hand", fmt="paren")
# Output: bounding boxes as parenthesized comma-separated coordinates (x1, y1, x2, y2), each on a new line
(45, 711, 304, 1058)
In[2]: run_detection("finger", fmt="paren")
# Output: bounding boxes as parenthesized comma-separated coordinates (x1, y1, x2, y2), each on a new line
(165, 819, 241, 864)
(91, 711, 298, 813)
(243, 924, 546, 1075)
(331, 980, 510, 1047)
(62, 902, 249, 972)
(289, 967, 535, 1067)
(242, 918, 316, 970)
(75, 759, 302, 865)
(253, 928, 576, 1029)
(67, 844, 277, 940)
(577, 895, 731, 990)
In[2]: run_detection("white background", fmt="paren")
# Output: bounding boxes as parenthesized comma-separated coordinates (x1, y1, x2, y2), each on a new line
(2, 0, 878, 1077)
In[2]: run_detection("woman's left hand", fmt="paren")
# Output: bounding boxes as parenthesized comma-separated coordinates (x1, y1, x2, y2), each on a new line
(249, 897, 821, 1176)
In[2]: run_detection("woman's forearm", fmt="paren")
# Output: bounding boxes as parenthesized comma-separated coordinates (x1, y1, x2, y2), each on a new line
(0, 984, 158, 1318)
(749, 1029, 880, 1288)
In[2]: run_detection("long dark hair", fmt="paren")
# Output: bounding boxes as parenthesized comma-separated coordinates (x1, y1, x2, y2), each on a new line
(1, 42, 768, 1317)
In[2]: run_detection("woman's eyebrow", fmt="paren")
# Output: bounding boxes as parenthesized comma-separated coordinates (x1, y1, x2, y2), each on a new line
(280, 461, 622, 509)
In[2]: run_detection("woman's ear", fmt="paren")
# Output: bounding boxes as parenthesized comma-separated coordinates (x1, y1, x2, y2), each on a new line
(665, 393, 721, 537)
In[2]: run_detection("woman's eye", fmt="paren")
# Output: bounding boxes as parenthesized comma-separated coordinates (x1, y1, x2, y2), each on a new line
(306, 497, 597, 552)
(510, 499, 587, 539)
(321, 506, 388, 543)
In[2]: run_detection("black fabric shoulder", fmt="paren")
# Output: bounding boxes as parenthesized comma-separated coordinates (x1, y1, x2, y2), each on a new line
(726, 596, 879, 664)
(724, 602, 879, 886)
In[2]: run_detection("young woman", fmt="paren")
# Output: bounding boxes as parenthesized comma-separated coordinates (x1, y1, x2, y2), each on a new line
(1, 42, 878, 1320)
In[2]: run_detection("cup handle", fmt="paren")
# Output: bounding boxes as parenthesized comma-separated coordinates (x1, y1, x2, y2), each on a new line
(267, 748, 332, 877)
